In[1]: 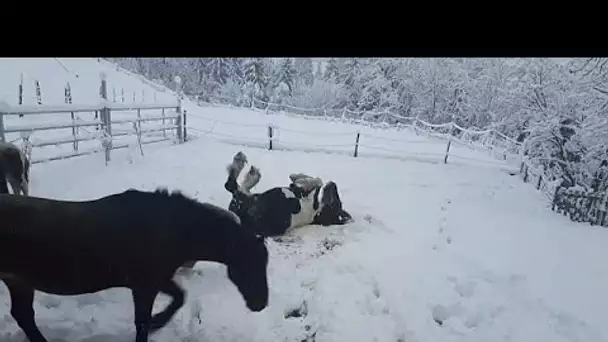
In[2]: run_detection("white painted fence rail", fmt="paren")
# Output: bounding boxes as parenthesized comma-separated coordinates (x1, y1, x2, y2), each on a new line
(0, 75, 186, 165)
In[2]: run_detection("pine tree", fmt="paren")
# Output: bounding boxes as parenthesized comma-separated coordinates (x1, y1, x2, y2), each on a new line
(315, 61, 323, 79)
(273, 58, 296, 96)
(228, 58, 245, 85)
(204, 58, 234, 95)
(243, 58, 269, 103)
(338, 58, 364, 109)
(294, 58, 314, 87)
(323, 58, 340, 82)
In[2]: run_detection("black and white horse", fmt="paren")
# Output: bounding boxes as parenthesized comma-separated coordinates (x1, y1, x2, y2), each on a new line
(224, 151, 352, 237)
(0, 141, 29, 195)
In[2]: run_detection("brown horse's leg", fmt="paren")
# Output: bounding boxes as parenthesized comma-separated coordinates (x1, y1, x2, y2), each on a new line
(131, 287, 159, 342)
(149, 279, 186, 332)
(5, 281, 48, 342)
(0, 171, 8, 194)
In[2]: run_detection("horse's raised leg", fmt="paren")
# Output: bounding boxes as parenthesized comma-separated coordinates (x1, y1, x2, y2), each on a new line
(241, 165, 261, 194)
(225, 152, 248, 194)
(5, 281, 48, 342)
(149, 279, 186, 332)
(131, 287, 159, 342)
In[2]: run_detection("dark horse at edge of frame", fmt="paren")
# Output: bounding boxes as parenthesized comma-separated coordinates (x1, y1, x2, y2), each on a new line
(223, 151, 353, 238)
(0, 141, 30, 195)
(0, 188, 269, 342)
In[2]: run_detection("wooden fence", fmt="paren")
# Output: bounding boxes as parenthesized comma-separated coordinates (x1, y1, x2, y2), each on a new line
(551, 186, 607, 227)
(0, 74, 188, 165)
(520, 159, 608, 227)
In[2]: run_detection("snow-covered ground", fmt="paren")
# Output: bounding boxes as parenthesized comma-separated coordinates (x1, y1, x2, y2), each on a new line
(0, 134, 604, 342)
(1, 58, 606, 342)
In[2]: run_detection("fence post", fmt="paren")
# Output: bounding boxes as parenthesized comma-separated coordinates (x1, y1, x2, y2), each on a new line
(137, 108, 142, 140)
(268, 125, 274, 150)
(35, 80, 42, 105)
(100, 72, 112, 164)
(112, 87, 117, 103)
(523, 165, 529, 183)
(121, 88, 125, 103)
(174, 75, 184, 144)
(176, 114, 183, 143)
(0, 103, 5, 143)
(183, 109, 188, 142)
(444, 139, 452, 164)
(353, 132, 360, 157)
(135, 109, 144, 156)
(536, 174, 543, 190)
(162, 108, 167, 138)
(65, 82, 78, 152)
(444, 124, 453, 164)
(599, 193, 608, 226)
(18, 73, 23, 117)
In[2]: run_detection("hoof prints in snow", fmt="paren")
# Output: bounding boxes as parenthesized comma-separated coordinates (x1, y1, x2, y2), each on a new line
(275, 232, 346, 342)
(284, 301, 318, 342)
(433, 198, 453, 251)
(285, 300, 308, 319)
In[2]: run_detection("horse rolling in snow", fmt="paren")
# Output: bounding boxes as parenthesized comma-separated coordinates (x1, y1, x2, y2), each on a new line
(0, 141, 30, 195)
(223, 151, 353, 237)
(0, 188, 269, 342)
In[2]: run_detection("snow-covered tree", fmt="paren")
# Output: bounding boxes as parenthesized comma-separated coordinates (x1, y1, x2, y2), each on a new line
(314, 61, 323, 79)
(323, 58, 341, 83)
(272, 58, 296, 97)
(107, 56, 608, 194)
(294, 58, 314, 87)
(242, 58, 270, 105)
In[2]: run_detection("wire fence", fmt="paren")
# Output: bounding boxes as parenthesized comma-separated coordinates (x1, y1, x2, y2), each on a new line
(191, 94, 608, 228)
(184, 108, 517, 169)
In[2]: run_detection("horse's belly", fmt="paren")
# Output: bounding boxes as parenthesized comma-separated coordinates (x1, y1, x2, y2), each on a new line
(0, 254, 128, 294)
(290, 199, 316, 229)
(1, 269, 126, 295)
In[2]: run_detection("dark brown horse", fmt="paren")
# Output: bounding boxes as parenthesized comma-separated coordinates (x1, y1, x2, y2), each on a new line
(0, 188, 269, 342)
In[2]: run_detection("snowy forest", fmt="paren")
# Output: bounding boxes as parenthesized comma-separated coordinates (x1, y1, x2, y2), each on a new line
(107, 58, 608, 196)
